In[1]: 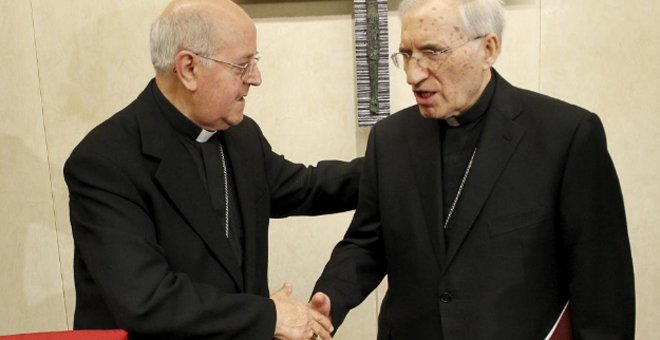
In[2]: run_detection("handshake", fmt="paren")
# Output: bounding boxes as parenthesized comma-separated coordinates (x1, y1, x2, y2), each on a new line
(270, 283, 333, 340)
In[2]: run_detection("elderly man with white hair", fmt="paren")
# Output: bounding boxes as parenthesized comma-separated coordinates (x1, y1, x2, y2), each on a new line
(65, 0, 361, 339)
(312, 0, 635, 338)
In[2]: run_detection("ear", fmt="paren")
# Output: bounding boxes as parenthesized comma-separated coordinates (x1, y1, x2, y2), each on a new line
(173, 50, 200, 91)
(481, 33, 500, 69)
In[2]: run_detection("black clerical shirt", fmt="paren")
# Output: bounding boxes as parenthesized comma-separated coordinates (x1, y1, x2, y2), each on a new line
(440, 72, 496, 242)
(152, 82, 245, 267)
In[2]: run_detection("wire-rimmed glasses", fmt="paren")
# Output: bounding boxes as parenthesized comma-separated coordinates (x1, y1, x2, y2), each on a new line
(390, 36, 483, 70)
(194, 52, 260, 79)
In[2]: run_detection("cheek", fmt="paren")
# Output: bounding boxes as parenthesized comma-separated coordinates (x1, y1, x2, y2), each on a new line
(454, 58, 482, 93)
(453, 50, 478, 74)
(211, 81, 238, 103)
(432, 67, 463, 99)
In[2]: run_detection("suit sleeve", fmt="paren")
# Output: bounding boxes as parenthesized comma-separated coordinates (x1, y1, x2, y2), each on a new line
(65, 150, 276, 339)
(249, 122, 362, 217)
(559, 113, 635, 339)
(312, 126, 387, 329)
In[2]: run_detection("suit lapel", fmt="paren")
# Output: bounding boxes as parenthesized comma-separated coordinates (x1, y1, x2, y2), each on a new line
(223, 126, 263, 293)
(406, 111, 447, 268)
(442, 74, 526, 273)
(154, 142, 244, 289)
(136, 84, 244, 289)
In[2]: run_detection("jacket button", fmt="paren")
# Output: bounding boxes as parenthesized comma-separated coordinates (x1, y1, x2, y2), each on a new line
(440, 291, 453, 303)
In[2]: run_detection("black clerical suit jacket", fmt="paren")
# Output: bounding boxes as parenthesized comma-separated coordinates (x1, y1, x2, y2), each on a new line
(314, 71, 635, 339)
(64, 80, 361, 339)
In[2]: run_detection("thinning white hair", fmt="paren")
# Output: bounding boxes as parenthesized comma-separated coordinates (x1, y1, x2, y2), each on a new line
(398, 0, 505, 41)
(150, 6, 218, 72)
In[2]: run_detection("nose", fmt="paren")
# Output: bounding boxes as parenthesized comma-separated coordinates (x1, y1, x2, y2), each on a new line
(244, 64, 262, 86)
(405, 59, 428, 86)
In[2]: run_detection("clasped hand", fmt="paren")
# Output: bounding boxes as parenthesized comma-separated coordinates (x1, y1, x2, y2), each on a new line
(271, 283, 333, 340)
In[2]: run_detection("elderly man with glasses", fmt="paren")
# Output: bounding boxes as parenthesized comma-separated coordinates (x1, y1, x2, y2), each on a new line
(312, 0, 635, 338)
(64, 0, 361, 339)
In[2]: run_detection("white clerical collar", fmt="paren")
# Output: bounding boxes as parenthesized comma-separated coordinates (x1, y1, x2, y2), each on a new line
(446, 117, 460, 127)
(195, 129, 217, 143)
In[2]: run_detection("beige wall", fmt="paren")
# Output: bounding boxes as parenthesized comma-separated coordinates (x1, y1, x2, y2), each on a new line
(0, 0, 657, 337)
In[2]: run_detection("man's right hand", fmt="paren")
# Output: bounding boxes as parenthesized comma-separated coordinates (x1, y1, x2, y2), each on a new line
(271, 283, 334, 340)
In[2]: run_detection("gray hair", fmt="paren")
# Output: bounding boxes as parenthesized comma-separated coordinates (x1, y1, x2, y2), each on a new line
(399, 0, 505, 42)
(150, 7, 218, 72)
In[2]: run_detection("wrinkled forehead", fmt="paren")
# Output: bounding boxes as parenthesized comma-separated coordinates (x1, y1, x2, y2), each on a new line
(401, 0, 465, 43)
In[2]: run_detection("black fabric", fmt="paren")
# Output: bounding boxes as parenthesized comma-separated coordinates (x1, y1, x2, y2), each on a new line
(440, 73, 495, 239)
(314, 70, 635, 339)
(65, 79, 363, 339)
(200, 137, 244, 267)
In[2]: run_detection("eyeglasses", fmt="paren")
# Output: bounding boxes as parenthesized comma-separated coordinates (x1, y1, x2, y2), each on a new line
(194, 53, 260, 79)
(390, 36, 484, 70)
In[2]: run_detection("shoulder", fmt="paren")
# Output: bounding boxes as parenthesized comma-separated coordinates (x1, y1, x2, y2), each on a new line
(517, 89, 598, 139)
(519, 88, 590, 118)
(65, 95, 151, 176)
(371, 105, 427, 137)
(492, 77, 608, 153)
(377, 105, 420, 127)
(493, 75, 597, 135)
(74, 109, 138, 153)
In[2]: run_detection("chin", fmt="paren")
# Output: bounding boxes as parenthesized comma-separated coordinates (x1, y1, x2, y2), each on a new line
(224, 113, 244, 128)
(419, 105, 456, 120)
(231, 114, 244, 125)
(418, 109, 433, 118)
(418, 107, 442, 119)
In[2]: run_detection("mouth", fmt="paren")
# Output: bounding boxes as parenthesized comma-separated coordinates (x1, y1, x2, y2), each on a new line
(416, 91, 434, 97)
(414, 90, 436, 104)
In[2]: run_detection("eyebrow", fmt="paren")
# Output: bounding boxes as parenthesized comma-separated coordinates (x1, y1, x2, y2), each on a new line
(419, 43, 448, 51)
(236, 51, 259, 62)
(399, 42, 448, 53)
